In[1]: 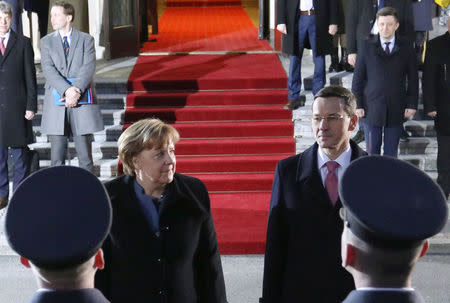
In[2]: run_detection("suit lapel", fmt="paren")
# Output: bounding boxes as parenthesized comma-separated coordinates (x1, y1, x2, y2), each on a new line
(66, 29, 80, 72)
(0, 30, 17, 64)
(297, 143, 334, 209)
(52, 31, 66, 66)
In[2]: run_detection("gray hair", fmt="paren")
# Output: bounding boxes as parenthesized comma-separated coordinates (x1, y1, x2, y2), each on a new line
(0, 1, 12, 17)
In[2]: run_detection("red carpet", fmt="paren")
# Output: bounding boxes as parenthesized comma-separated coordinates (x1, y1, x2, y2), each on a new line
(125, 7, 294, 254)
(166, 0, 241, 7)
(141, 7, 271, 52)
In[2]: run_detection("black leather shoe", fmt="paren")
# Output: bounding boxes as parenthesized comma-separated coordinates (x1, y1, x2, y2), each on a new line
(400, 129, 410, 142)
(285, 95, 306, 110)
(352, 129, 365, 144)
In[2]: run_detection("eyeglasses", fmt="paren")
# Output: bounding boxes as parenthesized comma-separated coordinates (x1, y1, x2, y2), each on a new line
(312, 114, 346, 124)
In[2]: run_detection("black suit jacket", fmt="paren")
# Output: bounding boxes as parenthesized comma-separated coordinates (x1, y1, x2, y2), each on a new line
(261, 141, 366, 303)
(346, 0, 414, 54)
(276, 0, 338, 56)
(352, 35, 418, 127)
(423, 32, 450, 136)
(342, 290, 425, 303)
(0, 30, 37, 147)
(28, 288, 110, 303)
(95, 173, 227, 303)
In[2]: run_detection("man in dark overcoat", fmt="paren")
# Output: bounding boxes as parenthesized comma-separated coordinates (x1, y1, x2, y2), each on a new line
(277, 0, 338, 109)
(0, 0, 37, 209)
(423, 18, 450, 199)
(352, 7, 418, 157)
(346, 0, 414, 67)
(261, 86, 366, 303)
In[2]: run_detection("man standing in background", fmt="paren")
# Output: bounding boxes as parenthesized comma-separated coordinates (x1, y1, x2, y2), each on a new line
(423, 18, 450, 200)
(352, 7, 418, 157)
(0, 0, 37, 209)
(276, 0, 338, 110)
(40, 1, 103, 173)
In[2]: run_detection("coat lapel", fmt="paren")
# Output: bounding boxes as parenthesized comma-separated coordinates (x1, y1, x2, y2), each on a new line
(66, 29, 80, 72)
(297, 143, 334, 209)
(0, 30, 17, 64)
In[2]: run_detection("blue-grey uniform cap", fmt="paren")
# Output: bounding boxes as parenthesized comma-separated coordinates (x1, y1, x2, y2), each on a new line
(5, 166, 112, 269)
(339, 156, 448, 249)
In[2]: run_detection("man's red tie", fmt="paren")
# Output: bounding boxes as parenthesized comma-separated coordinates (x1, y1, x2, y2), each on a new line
(0, 37, 5, 56)
(325, 161, 339, 205)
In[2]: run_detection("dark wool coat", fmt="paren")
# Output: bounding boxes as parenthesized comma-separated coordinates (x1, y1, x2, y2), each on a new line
(346, 0, 414, 54)
(261, 141, 366, 303)
(28, 289, 110, 303)
(352, 35, 418, 127)
(412, 0, 434, 31)
(0, 30, 37, 147)
(276, 0, 338, 56)
(95, 173, 227, 303)
(423, 32, 450, 136)
(342, 290, 425, 303)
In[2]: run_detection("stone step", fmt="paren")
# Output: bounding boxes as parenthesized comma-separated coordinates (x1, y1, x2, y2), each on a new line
(398, 154, 437, 172)
(29, 141, 119, 162)
(35, 158, 118, 179)
(33, 124, 123, 143)
(32, 109, 124, 127)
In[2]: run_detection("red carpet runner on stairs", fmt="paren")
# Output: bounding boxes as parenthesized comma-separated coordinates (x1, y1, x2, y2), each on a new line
(142, 7, 272, 53)
(125, 7, 294, 254)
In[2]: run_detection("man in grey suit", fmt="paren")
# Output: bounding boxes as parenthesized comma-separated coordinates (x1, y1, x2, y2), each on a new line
(40, 1, 103, 173)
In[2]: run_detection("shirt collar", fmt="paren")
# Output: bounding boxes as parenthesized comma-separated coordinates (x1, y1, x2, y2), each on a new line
(58, 27, 73, 42)
(380, 35, 395, 47)
(317, 144, 352, 169)
(0, 30, 10, 40)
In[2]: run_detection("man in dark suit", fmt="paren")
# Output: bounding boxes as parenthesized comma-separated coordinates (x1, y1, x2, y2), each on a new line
(423, 18, 450, 199)
(276, 0, 338, 110)
(339, 156, 448, 303)
(41, 1, 103, 173)
(352, 7, 418, 157)
(0, 0, 36, 209)
(261, 85, 366, 303)
(5, 166, 112, 303)
(346, 0, 414, 67)
(346, 0, 414, 144)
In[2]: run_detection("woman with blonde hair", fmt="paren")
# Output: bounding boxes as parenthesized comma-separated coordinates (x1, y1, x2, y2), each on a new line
(95, 118, 227, 303)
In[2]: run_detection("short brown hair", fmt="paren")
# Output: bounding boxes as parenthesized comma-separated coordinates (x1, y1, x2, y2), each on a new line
(376, 7, 399, 23)
(118, 119, 180, 176)
(0, 1, 12, 17)
(53, 1, 75, 22)
(313, 85, 357, 116)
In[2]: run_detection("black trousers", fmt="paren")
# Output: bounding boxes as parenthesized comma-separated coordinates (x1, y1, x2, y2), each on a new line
(437, 134, 450, 198)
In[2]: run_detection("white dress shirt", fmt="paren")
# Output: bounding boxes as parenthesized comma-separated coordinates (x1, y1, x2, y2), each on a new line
(317, 145, 352, 186)
(371, 0, 384, 35)
(0, 31, 11, 49)
(300, 0, 314, 11)
(59, 27, 73, 46)
(380, 35, 395, 53)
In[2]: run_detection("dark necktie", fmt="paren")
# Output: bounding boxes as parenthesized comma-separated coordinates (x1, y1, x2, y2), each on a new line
(378, 0, 385, 9)
(0, 37, 5, 56)
(384, 42, 391, 55)
(63, 36, 69, 59)
(325, 161, 339, 205)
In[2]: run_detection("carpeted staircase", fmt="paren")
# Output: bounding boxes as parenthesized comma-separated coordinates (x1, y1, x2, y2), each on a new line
(125, 53, 294, 254)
